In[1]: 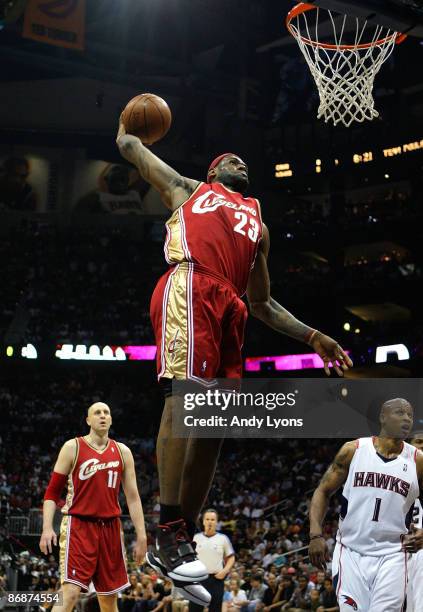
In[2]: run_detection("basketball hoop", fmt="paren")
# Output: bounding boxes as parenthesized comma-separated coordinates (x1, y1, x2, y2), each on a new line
(286, 3, 407, 127)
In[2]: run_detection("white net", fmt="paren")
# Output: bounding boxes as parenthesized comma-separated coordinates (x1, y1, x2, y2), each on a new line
(288, 5, 402, 127)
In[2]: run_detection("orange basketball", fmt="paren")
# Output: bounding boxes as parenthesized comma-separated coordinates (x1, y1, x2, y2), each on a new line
(121, 93, 172, 145)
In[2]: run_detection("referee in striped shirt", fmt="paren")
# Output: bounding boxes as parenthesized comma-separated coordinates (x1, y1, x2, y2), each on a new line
(190, 509, 235, 612)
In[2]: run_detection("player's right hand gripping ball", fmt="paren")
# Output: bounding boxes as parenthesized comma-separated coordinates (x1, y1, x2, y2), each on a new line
(121, 93, 172, 145)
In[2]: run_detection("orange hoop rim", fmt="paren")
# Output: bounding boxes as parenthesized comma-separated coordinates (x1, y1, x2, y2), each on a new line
(286, 2, 407, 50)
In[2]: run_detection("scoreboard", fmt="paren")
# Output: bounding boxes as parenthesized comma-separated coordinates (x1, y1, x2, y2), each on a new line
(274, 137, 423, 180)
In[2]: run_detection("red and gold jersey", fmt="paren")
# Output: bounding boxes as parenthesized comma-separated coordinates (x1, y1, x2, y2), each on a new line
(164, 182, 263, 296)
(63, 437, 124, 519)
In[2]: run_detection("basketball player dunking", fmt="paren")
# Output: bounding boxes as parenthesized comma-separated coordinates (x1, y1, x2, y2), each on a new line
(39, 402, 147, 612)
(406, 431, 423, 612)
(309, 398, 423, 612)
(116, 119, 353, 601)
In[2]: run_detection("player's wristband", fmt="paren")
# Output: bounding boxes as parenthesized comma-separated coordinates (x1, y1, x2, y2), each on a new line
(309, 534, 325, 541)
(305, 329, 318, 345)
(44, 471, 67, 503)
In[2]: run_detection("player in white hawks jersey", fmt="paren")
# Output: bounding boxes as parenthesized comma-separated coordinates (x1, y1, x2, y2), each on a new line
(406, 431, 423, 612)
(309, 398, 423, 612)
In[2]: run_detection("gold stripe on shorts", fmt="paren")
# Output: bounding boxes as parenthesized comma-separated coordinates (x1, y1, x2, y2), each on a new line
(162, 265, 189, 379)
(59, 515, 69, 584)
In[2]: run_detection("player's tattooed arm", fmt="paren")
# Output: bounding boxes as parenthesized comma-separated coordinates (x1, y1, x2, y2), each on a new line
(247, 224, 352, 376)
(309, 440, 356, 536)
(308, 441, 356, 569)
(116, 116, 198, 211)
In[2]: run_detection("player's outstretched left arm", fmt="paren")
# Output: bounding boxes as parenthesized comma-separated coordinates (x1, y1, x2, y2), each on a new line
(402, 451, 423, 553)
(116, 116, 198, 212)
(119, 443, 148, 565)
(247, 224, 353, 376)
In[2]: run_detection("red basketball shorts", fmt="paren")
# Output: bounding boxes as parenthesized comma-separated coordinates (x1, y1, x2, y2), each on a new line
(150, 262, 248, 384)
(59, 515, 129, 594)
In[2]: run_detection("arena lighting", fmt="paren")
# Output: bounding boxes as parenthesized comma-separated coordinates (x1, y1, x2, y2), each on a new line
(275, 170, 293, 178)
(375, 343, 410, 363)
(125, 345, 157, 360)
(21, 344, 37, 359)
(273, 137, 423, 177)
(353, 151, 373, 164)
(383, 139, 423, 157)
(9, 342, 411, 366)
(275, 163, 293, 178)
(55, 344, 127, 361)
(245, 344, 409, 372)
(54, 343, 157, 361)
(245, 353, 333, 372)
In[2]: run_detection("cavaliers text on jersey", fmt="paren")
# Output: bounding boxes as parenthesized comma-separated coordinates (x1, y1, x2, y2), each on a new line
(62, 437, 124, 518)
(164, 182, 263, 297)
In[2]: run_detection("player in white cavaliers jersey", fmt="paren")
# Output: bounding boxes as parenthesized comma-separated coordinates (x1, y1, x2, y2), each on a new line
(406, 431, 423, 612)
(309, 398, 423, 612)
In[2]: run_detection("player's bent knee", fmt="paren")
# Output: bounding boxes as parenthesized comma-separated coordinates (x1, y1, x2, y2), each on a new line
(61, 583, 81, 607)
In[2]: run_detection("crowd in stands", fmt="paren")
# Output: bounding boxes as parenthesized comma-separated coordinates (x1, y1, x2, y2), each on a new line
(3, 549, 339, 611)
(1, 208, 420, 353)
(0, 370, 341, 527)
(274, 185, 421, 232)
(0, 368, 161, 516)
(342, 188, 418, 226)
(1, 220, 162, 345)
(0, 368, 343, 610)
(1, 181, 421, 611)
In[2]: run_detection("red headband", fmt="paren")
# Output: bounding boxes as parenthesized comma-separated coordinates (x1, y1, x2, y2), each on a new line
(207, 153, 237, 182)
